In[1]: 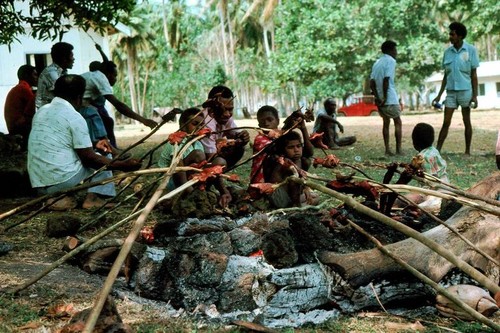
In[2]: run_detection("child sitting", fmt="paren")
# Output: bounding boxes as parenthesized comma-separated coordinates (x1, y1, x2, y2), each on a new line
(408, 122, 449, 210)
(250, 106, 280, 184)
(158, 107, 206, 191)
(263, 131, 319, 208)
(158, 107, 231, 207)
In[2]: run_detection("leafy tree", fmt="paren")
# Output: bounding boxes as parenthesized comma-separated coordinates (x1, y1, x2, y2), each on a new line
(0, 0, 135, 45)
(272, 0, 443, 104)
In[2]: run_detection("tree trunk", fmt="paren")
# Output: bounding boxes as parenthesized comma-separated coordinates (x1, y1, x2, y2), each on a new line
(126, 44, 140, 118)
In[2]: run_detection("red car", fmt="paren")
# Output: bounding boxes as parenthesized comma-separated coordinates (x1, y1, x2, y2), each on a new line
(338, 95, 379, 117)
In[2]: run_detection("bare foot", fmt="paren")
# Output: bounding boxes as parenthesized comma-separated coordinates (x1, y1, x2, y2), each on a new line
(385, 150, 395, 156)
(46, 196, 78, 211)
(82, 193, 115, 209)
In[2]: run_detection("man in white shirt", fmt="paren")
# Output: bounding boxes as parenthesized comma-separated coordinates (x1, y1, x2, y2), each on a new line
(28, 75, 142, 210)
(200, 85, 250, 167)
(80, 61, 157, 148)
(370, 40, 402, 156)
(36, 42, 75, 108)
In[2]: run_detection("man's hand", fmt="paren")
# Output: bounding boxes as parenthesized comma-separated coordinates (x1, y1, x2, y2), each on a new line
(110, 158, 142, 172)
(96, 139, 114, 154)
(219, 190, 232, 208)
(338, 124, 344, 133)
(142, 118, 158, 129)
(236, 130, 250, 145)
(375, 97, 385, 107)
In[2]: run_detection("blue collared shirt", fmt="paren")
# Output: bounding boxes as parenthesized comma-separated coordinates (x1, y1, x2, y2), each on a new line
(370, 54, 399, 105)
(442, 41, 479, 91)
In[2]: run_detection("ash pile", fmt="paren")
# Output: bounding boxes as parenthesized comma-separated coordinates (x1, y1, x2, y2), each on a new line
(123, 211, 435, 328)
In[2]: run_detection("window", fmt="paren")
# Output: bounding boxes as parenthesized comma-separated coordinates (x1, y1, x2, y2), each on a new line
(478, 83, 485, 96)
(496, 82, 500, 98)
(26, 53, 51, 76)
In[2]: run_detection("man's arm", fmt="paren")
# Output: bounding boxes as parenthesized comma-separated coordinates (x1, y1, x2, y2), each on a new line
(370, 79, 383, 106)
(318, 113, 343, 132)
(76, 147, 141, 171)
(298, 119, 314, 158)
(432, 74, 447, 105)
(104, 94, 157, 129)
(471, 68, 478, 106)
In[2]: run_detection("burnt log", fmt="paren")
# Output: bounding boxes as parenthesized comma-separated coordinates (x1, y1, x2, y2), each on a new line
(318, 172, 500, 288)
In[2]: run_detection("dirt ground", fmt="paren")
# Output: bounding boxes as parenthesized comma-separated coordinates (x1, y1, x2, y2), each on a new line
(0, 109, 499, 332)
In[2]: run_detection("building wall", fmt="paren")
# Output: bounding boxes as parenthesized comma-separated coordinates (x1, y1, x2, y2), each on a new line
(0, 27, 110, 133)
(426, 61, 500, 110)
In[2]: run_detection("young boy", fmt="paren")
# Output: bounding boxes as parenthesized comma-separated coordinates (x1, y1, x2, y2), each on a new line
(250, 105, 280, 184)
(158, 107, 206, 191)
(312, 98, 356, 148)
(408, 122, 449, 209)
(158, 107, 231, 207)
(263, 131, 319, 208)
(412, 123, 449, 183)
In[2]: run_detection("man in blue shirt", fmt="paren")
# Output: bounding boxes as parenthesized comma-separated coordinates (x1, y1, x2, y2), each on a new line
(370, 40, 402, 156)
(432, 22, 479, 155)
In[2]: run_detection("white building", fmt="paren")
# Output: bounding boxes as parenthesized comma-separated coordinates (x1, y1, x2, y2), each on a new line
(0, 2, 129, 133)
(426, 60, 500, 110)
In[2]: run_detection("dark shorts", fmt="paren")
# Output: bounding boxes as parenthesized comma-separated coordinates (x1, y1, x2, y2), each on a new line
(378, 105, 401, 119)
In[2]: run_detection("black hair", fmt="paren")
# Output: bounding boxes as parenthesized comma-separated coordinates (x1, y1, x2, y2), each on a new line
(179, 107, 202, 127)
(381, 40, 397, 54)
(208, 85, 233, 99)
(17, 65, 36, 81)
(54, 74, 86, 100)
(449, 22, 467, 38)
(100, 61, 118, 74)
(51, 42, 74, 64)
(324, 98, 337, 107)
(89, 61, 102, 72)
(275, 131, 302, 155)
(412, 122, 434, 151)
(257, 105, 279, 120)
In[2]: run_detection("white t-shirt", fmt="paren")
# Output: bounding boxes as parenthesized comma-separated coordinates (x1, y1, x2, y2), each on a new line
(81, 70, 113, 101)
(496, 130, 500, 155)
(35, 63, 66, 108)
(28, 97, 93, 187)
(370, 54, 399, 105)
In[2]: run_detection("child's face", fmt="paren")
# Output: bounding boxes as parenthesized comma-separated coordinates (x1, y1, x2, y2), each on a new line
(257, 111, 279, 130)
(186, 115, 204, 134)
(284, 139, 303, 160)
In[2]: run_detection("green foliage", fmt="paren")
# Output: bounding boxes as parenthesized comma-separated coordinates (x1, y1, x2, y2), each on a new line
(0, 0, 135, 45)
(451, 321, 496, 333)
(273, 0, 444, 101)
(0, 295, 39, 329)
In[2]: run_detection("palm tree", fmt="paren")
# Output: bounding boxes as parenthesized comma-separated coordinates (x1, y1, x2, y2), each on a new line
(111, 5, 156, 117)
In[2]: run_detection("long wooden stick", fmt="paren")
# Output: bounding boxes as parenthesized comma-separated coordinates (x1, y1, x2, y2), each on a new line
(347, 219, 500, 332)
(292, 177, 500, 295)
(82, 135, 205, 333)
(383, 184, 500, 216)
(361, 177, 499, 267)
